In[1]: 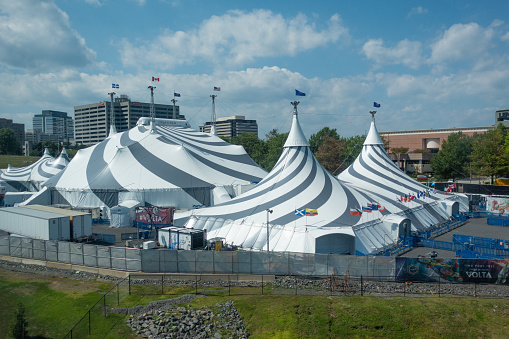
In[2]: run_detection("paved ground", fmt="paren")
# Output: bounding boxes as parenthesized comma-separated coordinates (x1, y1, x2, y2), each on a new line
(400, 217, 509, 258)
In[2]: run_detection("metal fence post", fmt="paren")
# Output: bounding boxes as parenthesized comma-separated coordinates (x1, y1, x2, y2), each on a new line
(195, 274, 198, 295)
(361, 275, 363, 296)
(88, 310, 91, 335)
(161, 275, 164, 295)
(128, 275, 131, 295)
(438, 278, 441, 298)
(103, 295, 106, 318)
(474, 281, 477, 297)
(403, 281, 406, 297)
(261, 275, 264, 295)
(228, 275, 231, 296)
(117, 284, 120, 305)
(295, 275, 298, 295)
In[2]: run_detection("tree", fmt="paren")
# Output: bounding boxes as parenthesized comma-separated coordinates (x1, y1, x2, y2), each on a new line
(471, 125, 508, 183)
(10, 301, 28, 339)
(230, 133, 267, 167)
(430, 132, 473, 180)
(0, 128, 21, 155)
(344, 135, 365, 168)
(315, 136, 347, 174)
(308, 127, 340, 154)
(29, 140, 59, 156)
(260, 129, 288, 171)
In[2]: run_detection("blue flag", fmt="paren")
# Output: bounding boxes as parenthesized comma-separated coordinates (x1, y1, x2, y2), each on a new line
(112, 83, 119, 89)
(174, 92, 181, 97)
(374, 102, 380, 107)
(431, 181, 435, 187)
(295, 209, 305, 217)
(295, 89, 306, 96)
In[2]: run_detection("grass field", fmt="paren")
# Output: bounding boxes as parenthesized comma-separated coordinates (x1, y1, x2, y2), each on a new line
(1, 269, 509, 339)
(0, 152, 78, 170)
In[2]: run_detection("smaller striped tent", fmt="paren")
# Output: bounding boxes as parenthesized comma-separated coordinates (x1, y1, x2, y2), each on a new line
(337, 114, 468, 254)
(0, 148, 69, 192)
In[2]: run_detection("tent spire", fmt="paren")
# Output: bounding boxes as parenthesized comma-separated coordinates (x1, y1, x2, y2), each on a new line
(209, 94, 217, 136)
(148, 85, 157, 134)
(364, 110, 384, 146)
(108, 91, 117, 137)
(284, 101, 309, 148)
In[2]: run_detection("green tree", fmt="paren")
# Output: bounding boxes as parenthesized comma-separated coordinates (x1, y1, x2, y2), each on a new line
(471, 125, 508, 183)
(308, 127, 340, 154)
(230, 132, 267, 167)
(0, 128, 21, 155)
(344, 135, 365, 168)
(430, 132, 473, 180)
(29, 140, 59, 156)
(10, 301, 28, 339)
(315, 136, 347, 174)
(260, 129, 288, 171)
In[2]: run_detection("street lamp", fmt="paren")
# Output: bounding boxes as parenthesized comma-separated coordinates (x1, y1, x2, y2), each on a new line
(266, 209, 273, 252)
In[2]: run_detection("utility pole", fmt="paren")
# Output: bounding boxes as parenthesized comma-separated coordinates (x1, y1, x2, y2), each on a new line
(171, 98, 178, 119)
(107, 92, 116, 136)
(209, 94, 217, 135)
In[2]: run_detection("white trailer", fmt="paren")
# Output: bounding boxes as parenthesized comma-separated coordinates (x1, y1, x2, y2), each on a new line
(0, 207, 71, 240)
(22, 205, 93, 239)
(158, 227, 206, 250)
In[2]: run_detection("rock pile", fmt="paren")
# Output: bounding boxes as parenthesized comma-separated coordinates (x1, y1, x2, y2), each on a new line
(124, 297, 248, 338)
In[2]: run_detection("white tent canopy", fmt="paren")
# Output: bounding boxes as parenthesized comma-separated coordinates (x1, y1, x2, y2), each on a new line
(176, 104, 385, 254)
(337, 115, 468, 254)
(40, 119, 267, 210)
(0, 148, 69, 192)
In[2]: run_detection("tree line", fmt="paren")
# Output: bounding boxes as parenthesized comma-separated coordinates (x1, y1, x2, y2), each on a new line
(430, 123, 509, 183)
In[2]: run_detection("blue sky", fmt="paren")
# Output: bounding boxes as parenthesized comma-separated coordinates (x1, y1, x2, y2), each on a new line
(1, 0, 509, 139)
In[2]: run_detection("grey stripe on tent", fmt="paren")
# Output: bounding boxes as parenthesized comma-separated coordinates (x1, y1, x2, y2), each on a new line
(210, 147, 308, 208)
(86, 141, 125, 190)
(195, 148, 319, 221)
(36, 165, 55, 178)
(127, 141, 213, 188)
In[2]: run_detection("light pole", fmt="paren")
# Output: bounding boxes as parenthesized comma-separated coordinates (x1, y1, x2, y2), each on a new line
(266, 209, 273, 252)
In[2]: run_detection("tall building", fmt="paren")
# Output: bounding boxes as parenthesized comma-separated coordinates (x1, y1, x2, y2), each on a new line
(200, 115, 258, 138)
(0, 118, 25, 147)
(33, 110, 74, 143)
(74, 95, 184, 146)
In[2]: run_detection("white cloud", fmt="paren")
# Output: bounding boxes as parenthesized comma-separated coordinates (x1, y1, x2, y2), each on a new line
(407, 6, 428, 18)
(0, 0, 96, 72)
(429, 23, 496, 65)
(119, 10, 348, 70)
(361, 38, 424, 69)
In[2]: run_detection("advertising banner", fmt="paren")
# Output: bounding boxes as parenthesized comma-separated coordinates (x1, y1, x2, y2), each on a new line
(135, 207, 173, 227)
(395, 257, 509, 284)
(486, 196, 509, 215)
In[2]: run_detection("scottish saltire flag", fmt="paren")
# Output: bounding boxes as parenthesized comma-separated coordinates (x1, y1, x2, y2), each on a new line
(174, 92, 181, 97)
(295, 89, 306, 96)
(295, 209, 305, 216)
(112, 83, 119, 89)
(152, 77, 160, 81)
(374, 102, 381, 107)
(350, 208, 362, 216)
(305, 208, 318, 216)
(214, 86, 221, 91)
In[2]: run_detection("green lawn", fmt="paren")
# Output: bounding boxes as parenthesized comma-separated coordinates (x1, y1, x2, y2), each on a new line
(1, 272, 509, 339)
(0, 155, 40, 169)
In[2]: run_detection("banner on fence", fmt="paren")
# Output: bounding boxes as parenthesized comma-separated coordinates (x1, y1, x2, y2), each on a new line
(486, 196, 509, 215)
(395, 257, 509, 284)
(136, 207, 173, 226)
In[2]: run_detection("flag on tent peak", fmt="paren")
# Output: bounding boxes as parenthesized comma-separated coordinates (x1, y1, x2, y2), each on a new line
(174, 92, 181, 97)
(295, 89, 306, 96)
(152, 77, 159, 82)
(374, 102, 381, 107)
(214, 86, 221, 91)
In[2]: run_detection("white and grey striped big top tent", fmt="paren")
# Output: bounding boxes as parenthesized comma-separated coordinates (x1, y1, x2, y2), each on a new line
(176, 103, 394, 254)
(0, 148, 70, 192)
(337, 112, 469, 254)
(35, 118, 267, 211)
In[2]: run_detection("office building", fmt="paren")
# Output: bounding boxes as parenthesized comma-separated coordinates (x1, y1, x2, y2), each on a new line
(74, 94, 184, 146)
(32, 110, 74, 143)
(0, 118, 25, 147)
(200, 115, 258, 138)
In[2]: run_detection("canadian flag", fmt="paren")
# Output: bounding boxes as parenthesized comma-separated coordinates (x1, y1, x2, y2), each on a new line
(152, 77, 159, 82)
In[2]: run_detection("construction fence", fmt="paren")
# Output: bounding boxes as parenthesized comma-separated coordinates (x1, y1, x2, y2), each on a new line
(0, 235, 394, 276)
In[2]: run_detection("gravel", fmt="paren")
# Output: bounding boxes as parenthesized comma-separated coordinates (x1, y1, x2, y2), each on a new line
(122, 299, 249, 339)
